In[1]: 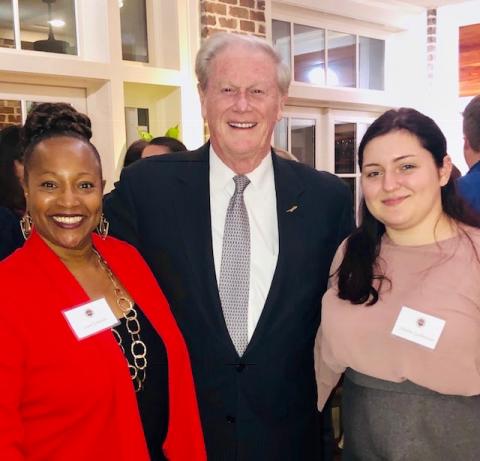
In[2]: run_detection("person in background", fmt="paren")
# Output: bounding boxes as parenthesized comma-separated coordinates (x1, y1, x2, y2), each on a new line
(104, 32, 353, 461)
(0, 102, 206, 461)
(123, 139, 149, 168)
(450, 163, 462, 181)
(315, 108, 480, 460)
(142, 136, 187, 158)
(0, 125, 25, 259)
(0, 125, 24, 215)
(273, 146, 299, 162)
(123, 137, 187, 168)
(457, 94, 480, 213)
(0, 207, 23, 260)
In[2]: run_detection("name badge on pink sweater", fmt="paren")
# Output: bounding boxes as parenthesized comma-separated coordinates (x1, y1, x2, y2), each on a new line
(391, 306, 445, 350)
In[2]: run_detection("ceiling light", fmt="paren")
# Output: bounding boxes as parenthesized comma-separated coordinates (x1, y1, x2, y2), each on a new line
(33, 0, 70, 54)
(48, 19, 65, 28)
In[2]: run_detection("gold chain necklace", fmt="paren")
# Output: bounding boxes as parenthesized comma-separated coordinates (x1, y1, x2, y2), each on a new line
(93, 248, 147, 392)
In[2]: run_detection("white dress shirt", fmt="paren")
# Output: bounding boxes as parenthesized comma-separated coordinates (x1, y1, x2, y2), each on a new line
(210, 147, 279, 340)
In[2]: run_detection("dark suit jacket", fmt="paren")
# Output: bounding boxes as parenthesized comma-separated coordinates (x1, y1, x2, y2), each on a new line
(104, 143, 354, 460)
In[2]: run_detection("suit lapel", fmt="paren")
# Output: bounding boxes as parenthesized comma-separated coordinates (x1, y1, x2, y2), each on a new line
(165, 147, 306, 356)
(246, 154, 305, 354)
(171, 144, 236, 351)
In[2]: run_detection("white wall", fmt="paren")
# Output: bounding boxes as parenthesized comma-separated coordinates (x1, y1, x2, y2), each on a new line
(386, 11, 429, 109)
(432, 0, 480, 173)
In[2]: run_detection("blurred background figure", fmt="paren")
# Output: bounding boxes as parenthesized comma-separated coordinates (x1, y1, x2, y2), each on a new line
(0, 125, 24, 215)
(142, 136, 187, 158)
(123, 139, 149, 168)
(457, 94, 480, 213)
(123, 136, 187, 168)
(450, 163, 462, 181)
(0, 207, 23, 260)
(0, 125, 25, 259)
(273, 146, 299, 162)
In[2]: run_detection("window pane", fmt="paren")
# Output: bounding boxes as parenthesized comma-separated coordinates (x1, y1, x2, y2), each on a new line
(327, 31, 356, 87)
(0, 99, 22, 130)
(120, 0, 148, 62)
(0, 0, 15, 48)
(291, 118, 315, 167)
(125, 106, 150, 147)
(19, 0, 77, 54)
(274, 117, 288, 151)
(359, 37, 385, 90)
(294, 24, 325, 85)
(272, 20, 290, 72)
(335, 123, 356, 174)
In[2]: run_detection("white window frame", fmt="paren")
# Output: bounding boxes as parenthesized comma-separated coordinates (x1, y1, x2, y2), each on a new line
(275, 106, 379, 219)
(6, 0, 80, 56)
(327, 109, 378, 219)
(273, 21, 385, 90)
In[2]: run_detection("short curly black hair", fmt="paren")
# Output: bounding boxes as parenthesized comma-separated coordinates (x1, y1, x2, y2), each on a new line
(22, 102, 101, 177)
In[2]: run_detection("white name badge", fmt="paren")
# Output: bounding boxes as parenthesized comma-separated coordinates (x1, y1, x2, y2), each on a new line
(391, 306, 445, 350)
(63, 298, 120, 340)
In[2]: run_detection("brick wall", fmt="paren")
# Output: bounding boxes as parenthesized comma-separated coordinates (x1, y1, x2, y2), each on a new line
(0, 38, 15, 49)
(0, 100, 22, 130)
(200, 0, 266, 39)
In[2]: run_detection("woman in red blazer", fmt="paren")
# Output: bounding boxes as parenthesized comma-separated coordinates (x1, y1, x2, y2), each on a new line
(0, 103, 206, 461)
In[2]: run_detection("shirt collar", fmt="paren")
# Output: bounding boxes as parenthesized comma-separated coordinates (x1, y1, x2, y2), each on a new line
(468, 160, 480, 174)
(209, 146, 273, 192)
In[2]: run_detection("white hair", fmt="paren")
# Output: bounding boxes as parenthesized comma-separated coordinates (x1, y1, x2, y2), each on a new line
(195, 32, 291, 95)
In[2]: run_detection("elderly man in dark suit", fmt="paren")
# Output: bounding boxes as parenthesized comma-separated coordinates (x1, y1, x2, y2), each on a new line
(104, 32, 353, 461)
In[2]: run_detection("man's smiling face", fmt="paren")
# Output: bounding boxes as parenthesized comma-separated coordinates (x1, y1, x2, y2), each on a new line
(199, 43, 286, 165)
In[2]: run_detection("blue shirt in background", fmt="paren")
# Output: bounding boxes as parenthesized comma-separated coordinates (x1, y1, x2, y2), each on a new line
(457, 160, 480, 214)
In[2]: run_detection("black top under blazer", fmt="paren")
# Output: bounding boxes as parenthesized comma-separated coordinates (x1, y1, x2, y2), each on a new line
(104, 143, 354, 461)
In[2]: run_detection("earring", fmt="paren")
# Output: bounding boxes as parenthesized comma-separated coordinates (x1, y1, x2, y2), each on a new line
(96, 214, 109, 240)
(20, 212, 33, 240)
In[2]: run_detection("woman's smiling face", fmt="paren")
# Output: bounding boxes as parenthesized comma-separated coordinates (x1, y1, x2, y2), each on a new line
(24, 136, 104, 256)
(361, 129, 451, 239)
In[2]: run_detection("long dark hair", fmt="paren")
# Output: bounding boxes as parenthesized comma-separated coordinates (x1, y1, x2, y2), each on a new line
(338, 107, 480, 305)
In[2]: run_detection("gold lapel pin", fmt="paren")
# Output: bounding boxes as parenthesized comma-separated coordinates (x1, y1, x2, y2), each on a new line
(286, 205, 298, 213)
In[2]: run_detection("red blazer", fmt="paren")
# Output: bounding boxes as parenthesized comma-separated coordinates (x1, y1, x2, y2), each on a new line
(0, 230, 206, 461)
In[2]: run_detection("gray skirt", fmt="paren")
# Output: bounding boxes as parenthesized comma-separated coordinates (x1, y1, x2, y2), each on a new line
(342, 368, 480, 461)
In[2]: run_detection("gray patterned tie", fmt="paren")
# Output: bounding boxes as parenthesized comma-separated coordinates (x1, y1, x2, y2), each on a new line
(219, 175, 251, 356)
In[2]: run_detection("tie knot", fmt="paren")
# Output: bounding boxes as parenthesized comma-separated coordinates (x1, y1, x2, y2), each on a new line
(233, 175, 250, 194)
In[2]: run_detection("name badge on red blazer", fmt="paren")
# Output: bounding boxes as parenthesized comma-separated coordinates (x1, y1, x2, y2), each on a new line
(63, 298, 120, 340)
